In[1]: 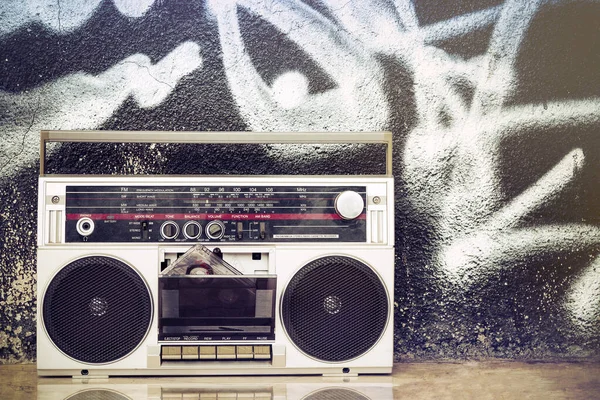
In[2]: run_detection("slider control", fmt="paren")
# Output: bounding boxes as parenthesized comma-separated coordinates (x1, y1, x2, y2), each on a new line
(259, 222, 266, 240)
(237, 222, 244, 240)
(141, 221, 149, 240)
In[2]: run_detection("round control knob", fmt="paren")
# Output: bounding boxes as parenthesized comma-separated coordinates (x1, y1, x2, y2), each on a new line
(205, 220, 225, 240)
(334, 191, 364, 220)
(160, 221, 179, 239)
(183, 221, 202, 240)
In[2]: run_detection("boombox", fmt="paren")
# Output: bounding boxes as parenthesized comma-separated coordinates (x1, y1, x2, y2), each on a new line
(37, 131, 394, 377)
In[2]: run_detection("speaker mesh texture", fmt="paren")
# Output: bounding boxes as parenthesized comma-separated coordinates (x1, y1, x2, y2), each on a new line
(282, 256, 388, 362)
(43, 256, 152, 364)
(67, 389, 129, 400)
(303, 388, 369, 400)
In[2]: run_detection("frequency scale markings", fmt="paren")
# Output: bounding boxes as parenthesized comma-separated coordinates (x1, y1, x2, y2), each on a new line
(65, 185, 367, 243)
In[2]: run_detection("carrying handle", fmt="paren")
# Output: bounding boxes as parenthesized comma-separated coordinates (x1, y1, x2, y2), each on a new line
(40, 130, 393, 176)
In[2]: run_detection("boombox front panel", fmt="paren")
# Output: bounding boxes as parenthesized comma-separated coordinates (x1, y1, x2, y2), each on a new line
(64, 185, 367, 243)
(37, 176, 394, 377)
(38, 176, 392, 247)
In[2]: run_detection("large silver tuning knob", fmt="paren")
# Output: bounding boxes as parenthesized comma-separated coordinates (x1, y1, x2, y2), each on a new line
(334, 191, 364, 220)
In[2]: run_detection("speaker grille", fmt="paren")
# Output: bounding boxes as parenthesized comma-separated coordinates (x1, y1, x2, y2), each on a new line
(303, 388, 369, 400)
(282, 256, 388, 362)
(42, 256, 152, 364)
(67, 389, 130, 400)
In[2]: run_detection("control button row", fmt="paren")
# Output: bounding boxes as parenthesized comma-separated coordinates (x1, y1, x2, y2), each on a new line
(161, 345, 271, 361)
(161, 389, 272, 399)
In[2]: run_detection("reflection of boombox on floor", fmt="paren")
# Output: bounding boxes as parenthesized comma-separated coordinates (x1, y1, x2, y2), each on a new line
(37, 131, 394, 377)
(37, 379, 395, 400)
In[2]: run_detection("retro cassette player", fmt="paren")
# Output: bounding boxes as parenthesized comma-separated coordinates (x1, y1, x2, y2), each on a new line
(37, 131, 394, 377)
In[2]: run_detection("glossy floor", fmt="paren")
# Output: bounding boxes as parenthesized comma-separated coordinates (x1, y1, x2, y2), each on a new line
(1, 362, 599, 399)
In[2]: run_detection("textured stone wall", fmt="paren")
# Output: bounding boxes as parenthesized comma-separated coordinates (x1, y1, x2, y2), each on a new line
(0, 0, 599, 363)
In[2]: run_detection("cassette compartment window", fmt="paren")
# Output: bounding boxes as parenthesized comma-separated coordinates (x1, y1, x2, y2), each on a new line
(159, 276, 276, 341)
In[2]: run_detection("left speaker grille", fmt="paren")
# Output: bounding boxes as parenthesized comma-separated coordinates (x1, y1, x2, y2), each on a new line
(42, 256, 152, 364)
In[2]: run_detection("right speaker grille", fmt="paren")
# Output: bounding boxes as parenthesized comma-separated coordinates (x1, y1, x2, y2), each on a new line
(282, 256, 388, 362)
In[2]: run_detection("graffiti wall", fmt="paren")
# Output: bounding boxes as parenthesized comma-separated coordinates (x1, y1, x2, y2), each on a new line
(0, 0, 598, 362)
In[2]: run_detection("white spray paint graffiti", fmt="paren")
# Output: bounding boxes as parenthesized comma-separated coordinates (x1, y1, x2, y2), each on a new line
(0, 41, 202, 176)
(205, 0, 389, 132)
(0, 0, 597, 358)
(567, 255, 600, 331)
(210, 0, 600, 333)
(0, 0, 157, 36)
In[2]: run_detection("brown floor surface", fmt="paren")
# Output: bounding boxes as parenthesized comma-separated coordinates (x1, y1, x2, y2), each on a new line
(1, 362, 599, 399)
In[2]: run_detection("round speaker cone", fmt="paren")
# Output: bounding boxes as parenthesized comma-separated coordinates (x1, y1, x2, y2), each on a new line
(42, 256, 152, 364)
(282, 256, 388, 362)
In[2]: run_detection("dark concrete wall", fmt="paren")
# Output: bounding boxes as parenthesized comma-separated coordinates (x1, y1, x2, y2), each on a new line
(1, 0, 599, 363)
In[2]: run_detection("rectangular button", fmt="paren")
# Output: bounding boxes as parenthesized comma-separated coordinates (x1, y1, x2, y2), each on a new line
(236, 345, 254, 359)
(199, 346, 217, 360)
(217, 346, 236, 360)
(253, 345, 271, 360)
(182, 345, 199, 360)
(161, 346, 182, 360)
